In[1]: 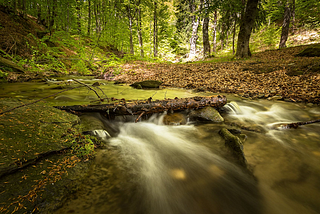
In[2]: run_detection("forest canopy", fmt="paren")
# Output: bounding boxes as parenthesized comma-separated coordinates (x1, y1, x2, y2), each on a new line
(0, 0, 319, 61)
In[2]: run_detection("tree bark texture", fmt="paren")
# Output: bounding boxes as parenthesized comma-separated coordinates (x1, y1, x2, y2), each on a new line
(55, 95, 227, 117)
(203, 16, 210, 58)
(87, 0, 91, 36)
(212, 10, 217, 53)
(279, 0, 292, 49)
(189, 0, 202, 58)
(235, 0, 259, 58)
(136, 2, 144, 57)
(76, 0, 81, 34)
(153, 1, 158, 57)
(202, 0, 210, 58)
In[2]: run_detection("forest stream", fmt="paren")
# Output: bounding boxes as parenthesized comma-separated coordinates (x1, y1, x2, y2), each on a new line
(1, 77, 320, 214)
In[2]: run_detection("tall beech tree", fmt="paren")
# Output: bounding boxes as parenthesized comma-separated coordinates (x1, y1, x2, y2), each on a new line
(188, 0, 203, 58)
(279, 0, 293, 48)
(235, 0, 259, 58)
(202, 0, 210, 58)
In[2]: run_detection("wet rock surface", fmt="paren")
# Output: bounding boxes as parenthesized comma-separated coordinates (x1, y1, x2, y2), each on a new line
(189, 106, 224, 122)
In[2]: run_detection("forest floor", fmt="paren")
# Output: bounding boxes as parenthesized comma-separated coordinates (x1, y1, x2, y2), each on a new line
(114, 44, 320, 104)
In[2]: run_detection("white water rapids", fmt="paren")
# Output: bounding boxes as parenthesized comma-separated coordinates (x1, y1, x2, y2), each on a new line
(55, 99, 320, 214)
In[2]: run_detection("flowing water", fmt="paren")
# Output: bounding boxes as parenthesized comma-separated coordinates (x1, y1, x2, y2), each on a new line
(1, 78, 320, 214)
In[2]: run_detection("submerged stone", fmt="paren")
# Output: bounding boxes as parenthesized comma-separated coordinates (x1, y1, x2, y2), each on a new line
(130, 80, 162, 89)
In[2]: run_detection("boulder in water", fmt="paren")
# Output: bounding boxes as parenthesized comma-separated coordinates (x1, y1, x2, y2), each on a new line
(189, 106, 224, 122)
(130, 80, 162, 89)
(219, 128, 247, 168)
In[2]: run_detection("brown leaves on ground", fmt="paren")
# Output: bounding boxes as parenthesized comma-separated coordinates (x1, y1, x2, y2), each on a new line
(114, 45, 320, 104)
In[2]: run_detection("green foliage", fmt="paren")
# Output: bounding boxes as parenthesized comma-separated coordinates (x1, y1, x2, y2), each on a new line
(0, 70, 8, 78)
(71, 135, 96, 159)
(251, 23, 281, 52)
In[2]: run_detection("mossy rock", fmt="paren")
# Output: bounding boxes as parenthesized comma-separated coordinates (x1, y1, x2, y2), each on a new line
(295, 47, 320, 57)
(0, 98, 79, 177)
(219, 128, 246, 168)
(130, 80, 162, 89)
(189, 106, 224, 122)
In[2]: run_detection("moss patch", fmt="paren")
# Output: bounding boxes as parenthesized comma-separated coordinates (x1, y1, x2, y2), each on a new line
(0, 98, 96, 213)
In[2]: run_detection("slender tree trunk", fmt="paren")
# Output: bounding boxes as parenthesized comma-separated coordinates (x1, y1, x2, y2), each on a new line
(88, 0, 91, 36)
(12, 0, 17, 13)
(212, 10, 217, 53)
(49, 0, 56, 33)
(76, 0, 81, 35)
(291, 0, 295, 34)
(202, 0, 210, 58)
(220, 23, 225, 51)
(21, 0, 26, 18)
(189, 0, 202, 58)
(203, 17, 210, 58)
(36, 3, 41, 24)
(136, 2, 144, 57)
(150, 21, 153, 56)
(129, 16, 134, 55)
(232, 14, 237, 55)
(279, 0, 292, 49)
(66, 1, 70, 32)
(235, 0, 259, 58)
(153, 1, 158, 57)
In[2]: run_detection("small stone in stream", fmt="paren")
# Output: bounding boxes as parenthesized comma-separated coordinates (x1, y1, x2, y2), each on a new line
(258, 94, 265, 98)
(130, 80, 162, 89)
(92, 82, 101, 86)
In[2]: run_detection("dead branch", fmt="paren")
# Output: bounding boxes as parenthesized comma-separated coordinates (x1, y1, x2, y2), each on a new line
(72, 79, 104, 101)
(270, 119, 320, 130)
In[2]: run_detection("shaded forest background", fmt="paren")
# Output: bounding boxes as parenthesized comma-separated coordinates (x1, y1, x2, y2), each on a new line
(0, 0, 319, 79)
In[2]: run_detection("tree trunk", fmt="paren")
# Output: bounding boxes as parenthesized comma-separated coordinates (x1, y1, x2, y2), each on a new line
(232, 14, 237, 55)
(189, 0, 202, 58)
(136, 2, 144, 57)
(203, 17, 210, 58)
(76, 0, 81, 35)
(212, 10, 217, 53)
(87, 0, 91, 36)
(279, 0, 292, 49)
(291, 0, 295, 34)
(153, 1, 158, 57)
(129, 16, 134, 55)
(235, 0, 259, 58)
(202, 0, 210, 58)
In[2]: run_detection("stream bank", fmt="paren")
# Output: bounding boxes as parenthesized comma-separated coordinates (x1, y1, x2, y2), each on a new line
(0, 98, 99, 213)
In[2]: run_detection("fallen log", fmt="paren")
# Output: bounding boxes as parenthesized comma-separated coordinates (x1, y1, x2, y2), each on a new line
(54, 95, 227, 117)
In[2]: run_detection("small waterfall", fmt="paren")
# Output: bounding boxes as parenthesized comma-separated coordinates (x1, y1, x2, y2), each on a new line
(109, 122, 262, 214)
(223, 101, 242, 114)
